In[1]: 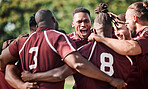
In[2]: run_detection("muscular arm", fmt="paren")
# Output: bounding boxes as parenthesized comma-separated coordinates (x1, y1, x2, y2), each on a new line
(88, 33, 142, 55)
(21, 64, 73, 82)
(64, 52, 113, 82)
(0, 47, 17, 71)
(0, 34, 30, 71)
(5, 64, 38, 89)
(64, 52, 127, 89)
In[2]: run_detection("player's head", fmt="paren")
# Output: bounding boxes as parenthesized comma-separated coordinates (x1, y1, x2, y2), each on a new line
(72, 7, 92, 39)
(93, 3, 112, 37)
(29, 14, 37, 33)
(125, 1, 148, 37)
(114, 14, 131, 40)
(35, 9, 58, 29)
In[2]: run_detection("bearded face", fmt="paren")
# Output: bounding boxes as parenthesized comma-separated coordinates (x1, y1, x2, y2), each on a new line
(125, 9, 137, 37)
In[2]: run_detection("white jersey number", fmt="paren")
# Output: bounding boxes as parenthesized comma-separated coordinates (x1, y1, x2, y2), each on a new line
(29, 47, 38, 70)
(100, 53, 114, 76)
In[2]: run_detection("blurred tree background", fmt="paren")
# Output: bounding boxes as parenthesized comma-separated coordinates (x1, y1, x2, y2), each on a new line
(0, 0, 143, 51)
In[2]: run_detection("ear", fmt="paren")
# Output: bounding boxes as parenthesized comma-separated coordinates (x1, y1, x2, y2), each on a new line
(133, 15, 138, 23)
(72, 22, 75, 27)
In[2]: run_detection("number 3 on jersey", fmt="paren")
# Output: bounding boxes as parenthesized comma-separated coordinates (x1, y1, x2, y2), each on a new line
(29, 47, 38, 70)
(100, 53, 114, 76)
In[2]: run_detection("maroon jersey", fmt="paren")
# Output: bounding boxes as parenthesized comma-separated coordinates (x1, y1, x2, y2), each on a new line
(73, 41, 132, 89)
(129, 27, 148, 89)
(9, 27, 77, 89)
(0, 71, 14, 89)
(67, 32, 88, 48)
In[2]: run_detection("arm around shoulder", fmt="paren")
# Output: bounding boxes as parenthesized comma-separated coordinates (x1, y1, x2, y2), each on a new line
(93, 36, 142, 55)
(64, 52, 127, 89)
(21, 64, 73, 82)
(5, 64, 38, 89)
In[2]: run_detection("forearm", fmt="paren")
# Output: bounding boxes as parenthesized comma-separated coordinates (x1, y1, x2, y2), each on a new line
(64, 52, 113, 83)
(5, 64, 23, 89)
(94, 36, 142, 55)
(76, 58, 113, 83)
(24, 65, 73, 82)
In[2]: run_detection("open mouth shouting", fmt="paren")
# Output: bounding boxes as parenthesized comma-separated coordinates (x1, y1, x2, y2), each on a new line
(81, 28, 88, 36)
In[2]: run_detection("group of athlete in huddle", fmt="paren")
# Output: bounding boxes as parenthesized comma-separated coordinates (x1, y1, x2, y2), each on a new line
(0, 1, 148, 89)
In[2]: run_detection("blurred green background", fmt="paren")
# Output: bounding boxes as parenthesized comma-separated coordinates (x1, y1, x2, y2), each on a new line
(0, 0, 145, 51)
(0, 0, 146, 89)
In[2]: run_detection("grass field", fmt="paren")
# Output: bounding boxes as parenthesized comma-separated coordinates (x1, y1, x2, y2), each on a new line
(64, 75, 75, 89)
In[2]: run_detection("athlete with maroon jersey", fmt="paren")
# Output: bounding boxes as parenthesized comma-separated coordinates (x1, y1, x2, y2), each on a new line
(0, 53, 14, 89)
(67, 7, 92, 48)
(72, 3, 131, 89)
(0, 9, 127, 89)
(113, 14, 131, 40)
(113, 13, 142, 89)
(89, 2, 148, 89)
(20, 5, 130, 89)
(0, 15, 38, 89)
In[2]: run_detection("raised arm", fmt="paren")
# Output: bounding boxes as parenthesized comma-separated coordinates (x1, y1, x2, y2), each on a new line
(88, 33, 142, 55)
(21, 64, 73, 82)
(64, 52, 127, 89)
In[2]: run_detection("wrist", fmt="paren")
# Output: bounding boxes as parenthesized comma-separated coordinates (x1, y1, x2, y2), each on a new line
(31, 73, 39, 81)
(93, 34, 98, 40)
(94, 35, 104, 42)
(106, 76, 114, 83)
(17, 81, 25, 89)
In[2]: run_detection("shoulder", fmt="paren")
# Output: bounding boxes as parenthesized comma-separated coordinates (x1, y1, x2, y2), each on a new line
(67, 32, 75, 37)
(45, 30, 74, 44)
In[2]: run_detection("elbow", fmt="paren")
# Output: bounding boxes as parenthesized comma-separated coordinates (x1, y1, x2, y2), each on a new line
(122, 48, 131, 55)
(73, 63, 85, 72)
(5, 64, 16, 82)
(5, 65, 11, 82)
(52, 74, 65, 82)
(123, 46, 141, 55)
(5, 74, 10, 82)
(57, 75, 66, 81)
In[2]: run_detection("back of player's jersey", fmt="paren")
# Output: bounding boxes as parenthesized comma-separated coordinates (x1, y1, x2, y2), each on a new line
(73, 41, 132, 89)
(19, 30, 65, 89)
(15, 29, 77, 89)
(19, 30, 64, 73)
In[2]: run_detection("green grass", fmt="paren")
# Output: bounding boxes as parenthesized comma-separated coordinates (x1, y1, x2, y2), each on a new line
(64, 83, 73, 89)
(64, 76, 74, 89)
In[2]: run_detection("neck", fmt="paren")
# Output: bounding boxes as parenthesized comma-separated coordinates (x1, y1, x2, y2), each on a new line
(136, 21, 148, 33)
(38, 21, 55, 29)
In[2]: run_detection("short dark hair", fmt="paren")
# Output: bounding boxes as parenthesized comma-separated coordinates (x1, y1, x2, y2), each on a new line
(72, 7, 90, 17)
(29, 15, 37, 28)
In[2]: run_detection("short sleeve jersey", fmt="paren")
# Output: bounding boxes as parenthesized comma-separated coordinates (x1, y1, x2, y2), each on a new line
(67, 32, 88, 48)
(9, 27, 77, 89)
(134, 27, 148, 55)
(73, 41, 132, 89)
(131, 27, 148, 89)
